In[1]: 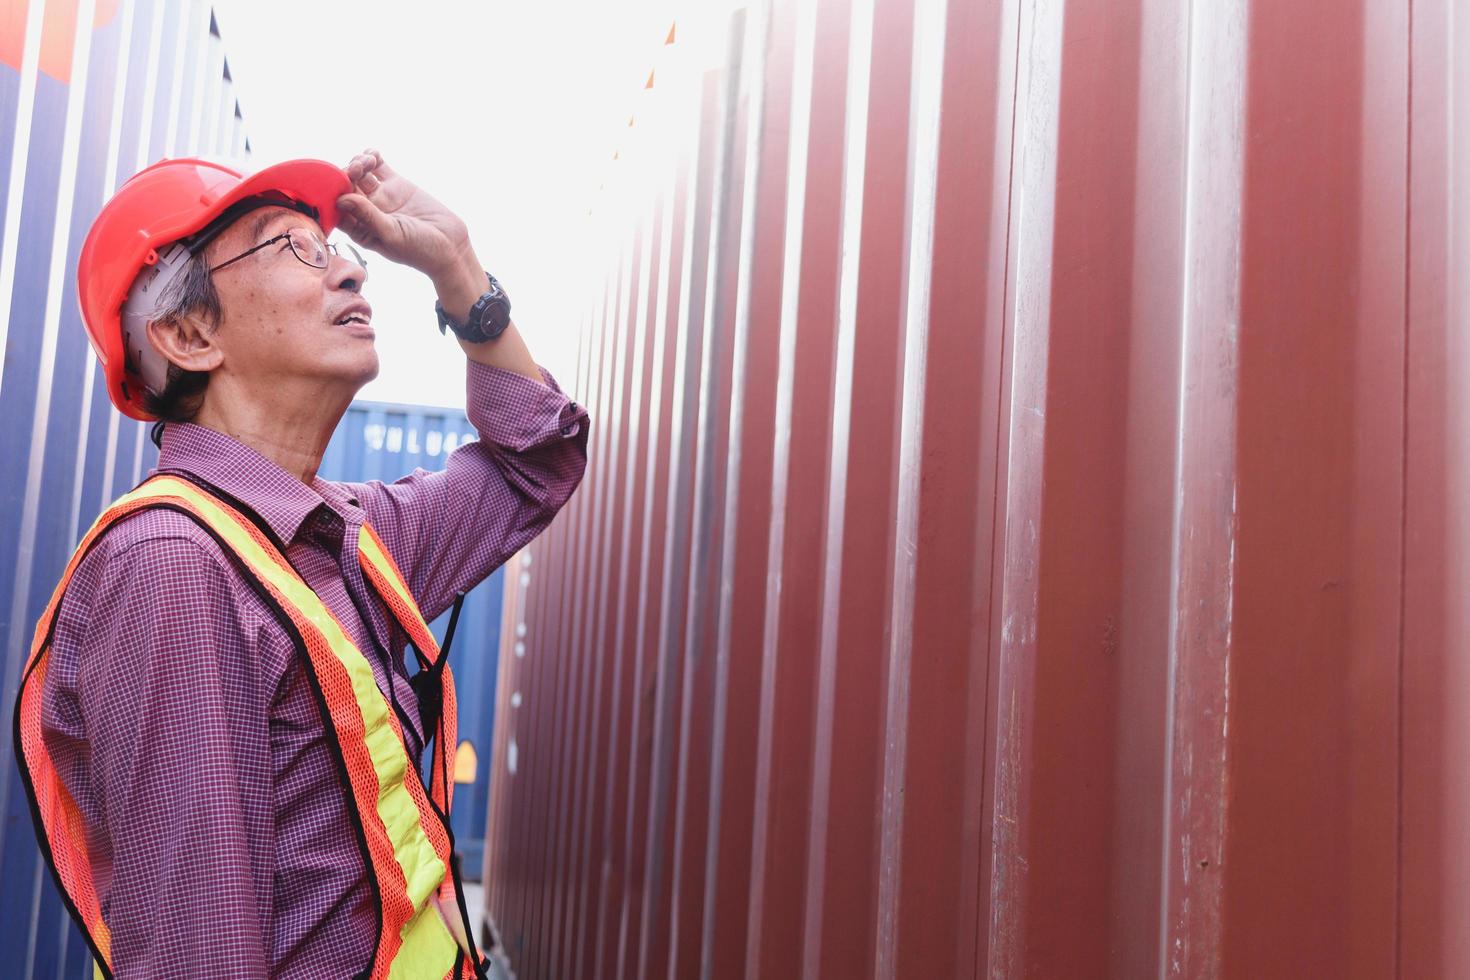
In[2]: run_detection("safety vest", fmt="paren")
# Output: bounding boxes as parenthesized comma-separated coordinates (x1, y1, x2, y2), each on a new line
(14, 474, 489, 980)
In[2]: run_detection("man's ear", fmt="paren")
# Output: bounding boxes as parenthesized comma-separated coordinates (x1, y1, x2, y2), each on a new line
(145, 312, 223, 374)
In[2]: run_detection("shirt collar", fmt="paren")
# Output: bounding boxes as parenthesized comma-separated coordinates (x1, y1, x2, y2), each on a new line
(153, 422, 361, 546)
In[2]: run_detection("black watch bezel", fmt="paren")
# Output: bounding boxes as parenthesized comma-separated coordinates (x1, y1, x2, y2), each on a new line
(436, 272, 511, 344)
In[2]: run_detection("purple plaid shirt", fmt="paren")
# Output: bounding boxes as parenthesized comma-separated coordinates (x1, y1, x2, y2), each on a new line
(38, 360, 587, 978)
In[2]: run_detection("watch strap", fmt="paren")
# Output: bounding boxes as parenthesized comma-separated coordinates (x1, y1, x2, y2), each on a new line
(436, 272, 511, 343)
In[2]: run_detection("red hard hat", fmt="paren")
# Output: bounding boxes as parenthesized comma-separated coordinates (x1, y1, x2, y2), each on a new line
(77, 157, 352, 420)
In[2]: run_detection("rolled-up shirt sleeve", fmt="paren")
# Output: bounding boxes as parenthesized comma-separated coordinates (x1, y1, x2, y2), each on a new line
(43, 533, 273, 979)
(347, 360, 589, 620)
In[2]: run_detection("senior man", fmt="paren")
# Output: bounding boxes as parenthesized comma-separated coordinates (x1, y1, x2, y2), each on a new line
(14, 150, 588, 979)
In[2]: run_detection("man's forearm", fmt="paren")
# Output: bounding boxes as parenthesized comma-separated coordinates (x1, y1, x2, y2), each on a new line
(431, 250, 544, 382)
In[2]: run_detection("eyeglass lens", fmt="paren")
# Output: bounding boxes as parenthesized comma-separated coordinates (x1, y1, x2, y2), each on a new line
(287, 229, 365, 269)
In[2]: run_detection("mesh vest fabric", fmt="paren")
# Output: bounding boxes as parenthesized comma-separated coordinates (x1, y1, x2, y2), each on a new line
(15, 475, 486, 980)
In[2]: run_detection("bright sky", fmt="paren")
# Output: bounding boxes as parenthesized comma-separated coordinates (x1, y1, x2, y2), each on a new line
(213, 0, 688, 407)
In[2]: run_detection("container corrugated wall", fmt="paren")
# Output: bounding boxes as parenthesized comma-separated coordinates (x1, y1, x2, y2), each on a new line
(0, 1, 248, 974)
(484, 0, 1470, 976)
(318, 400, 506, 879)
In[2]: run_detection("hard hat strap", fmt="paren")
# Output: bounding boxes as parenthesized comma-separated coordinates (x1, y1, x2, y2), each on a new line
(184, 191, 320, 256)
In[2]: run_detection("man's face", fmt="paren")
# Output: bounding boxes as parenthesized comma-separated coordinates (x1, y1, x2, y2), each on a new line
(202, 204, 377, 396)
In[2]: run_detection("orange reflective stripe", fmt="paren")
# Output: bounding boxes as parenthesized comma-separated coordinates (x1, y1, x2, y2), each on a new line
(434, 667, 460, 818)
(355, 524, 462, 888)
(16, 477, 464, 980)
(358, 524, 440, 663)
(357, 526, 457, 808)
(132, 478, 458, 979)
(16, 493, 167, 972)
(353, 533, 482, 980)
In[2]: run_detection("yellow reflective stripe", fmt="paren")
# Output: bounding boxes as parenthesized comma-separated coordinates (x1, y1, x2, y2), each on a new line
(356, 529, 466, 977)
(356, 527, 437, 653)
(356, 527, 408, 606)
(390, 902, 460, 980)
(127, 478, 449, 917)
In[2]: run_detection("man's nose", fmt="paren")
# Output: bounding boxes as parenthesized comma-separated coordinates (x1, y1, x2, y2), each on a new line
(327, 251, 368, 293)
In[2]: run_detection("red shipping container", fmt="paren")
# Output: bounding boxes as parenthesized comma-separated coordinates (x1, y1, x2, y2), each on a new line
(483, 0, 1470, 976)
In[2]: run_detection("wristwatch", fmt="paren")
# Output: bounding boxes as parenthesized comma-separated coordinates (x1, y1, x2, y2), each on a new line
(436, 272, 512, 343)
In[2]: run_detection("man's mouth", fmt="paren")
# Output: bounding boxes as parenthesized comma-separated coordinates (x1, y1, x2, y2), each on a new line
(334, 303, 373, 328)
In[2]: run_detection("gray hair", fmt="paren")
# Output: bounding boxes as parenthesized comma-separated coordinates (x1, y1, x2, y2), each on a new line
(141, 248, 221, 427)
(151, 247, 221, 334)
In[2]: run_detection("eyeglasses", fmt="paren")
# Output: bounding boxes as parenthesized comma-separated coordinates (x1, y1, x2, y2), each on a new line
(208, 227, 365, 275)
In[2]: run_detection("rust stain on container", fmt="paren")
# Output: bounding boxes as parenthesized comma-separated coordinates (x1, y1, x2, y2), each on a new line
(484, 0, 1464, 976)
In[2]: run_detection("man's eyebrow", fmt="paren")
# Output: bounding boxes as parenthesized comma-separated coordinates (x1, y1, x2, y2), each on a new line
(247, 208, 301, 244)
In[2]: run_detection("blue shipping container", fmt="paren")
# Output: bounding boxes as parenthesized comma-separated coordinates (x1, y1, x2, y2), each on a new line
(0, 6, 502, 974)
(0, 1, 248, 975)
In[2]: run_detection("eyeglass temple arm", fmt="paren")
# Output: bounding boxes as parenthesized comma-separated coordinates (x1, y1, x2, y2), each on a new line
(207, 233, 287, 274)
